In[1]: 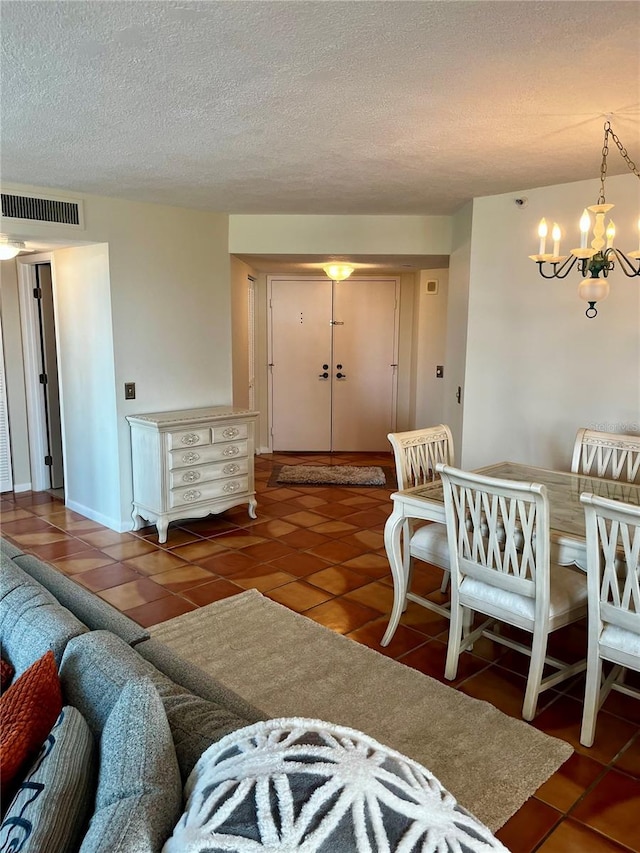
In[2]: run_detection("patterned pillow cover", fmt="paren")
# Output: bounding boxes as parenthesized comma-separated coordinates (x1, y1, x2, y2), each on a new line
(0, 650, 62, 801)
(163, 717, 509, 853)
(0, 706, 96, 853)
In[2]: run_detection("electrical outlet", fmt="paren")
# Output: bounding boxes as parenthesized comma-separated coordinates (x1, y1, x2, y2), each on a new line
(124, 382, 136, 400)
(436, 365, 444, 378)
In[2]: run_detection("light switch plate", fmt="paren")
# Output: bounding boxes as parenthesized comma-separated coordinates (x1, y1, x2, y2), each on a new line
(124, 382, 136, 400)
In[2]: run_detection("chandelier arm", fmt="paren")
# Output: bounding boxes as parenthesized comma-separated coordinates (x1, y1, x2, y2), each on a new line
(607, 248, 640, 278)
(536, 256, 578, 279)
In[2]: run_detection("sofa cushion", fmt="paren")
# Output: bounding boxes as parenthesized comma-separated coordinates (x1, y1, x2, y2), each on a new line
(0, 650, 63, 801)
(136, 638, 266, 725)
(79, 677, 182, 853)
(164, 717, 509, 853)
(60, 631, 258, 781)
(13, 553, 150, 647)
(0, 706, 96, 853)
(0, 557, 88, 675)
(0, 538, 23, 560)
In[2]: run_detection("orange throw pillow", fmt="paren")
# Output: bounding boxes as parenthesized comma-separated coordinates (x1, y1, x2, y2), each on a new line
(0, 658, 14, 692)
(0, 650, 62, 800)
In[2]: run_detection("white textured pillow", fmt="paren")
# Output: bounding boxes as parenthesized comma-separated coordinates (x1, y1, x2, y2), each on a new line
(163, 717, 508, 852)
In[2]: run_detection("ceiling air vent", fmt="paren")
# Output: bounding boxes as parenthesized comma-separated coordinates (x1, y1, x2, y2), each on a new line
(1, 192, 84, 229)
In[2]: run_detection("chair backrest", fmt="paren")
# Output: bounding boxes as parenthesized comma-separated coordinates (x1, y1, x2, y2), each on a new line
(437, 463, 550, 610)
(580, 492, 640, 638)
(388, 425, 454, 490)
(571, 428, 640, 483)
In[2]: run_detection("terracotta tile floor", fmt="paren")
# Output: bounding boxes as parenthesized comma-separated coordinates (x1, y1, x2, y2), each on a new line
(2, 450, 639, 852)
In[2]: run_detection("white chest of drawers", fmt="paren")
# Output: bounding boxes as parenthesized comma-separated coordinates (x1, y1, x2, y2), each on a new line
(126, 406, 258, 543)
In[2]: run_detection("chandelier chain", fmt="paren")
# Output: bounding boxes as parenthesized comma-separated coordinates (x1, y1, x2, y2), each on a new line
(598, 120, 640, 204)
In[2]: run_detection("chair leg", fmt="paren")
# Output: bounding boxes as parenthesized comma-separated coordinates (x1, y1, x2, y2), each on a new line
(445, 602, 464, 681)
(522, 625, 549, 721)
(439, 569, 450, 595)
(402, 520, 413, 612)
(580, 652, 604, 748)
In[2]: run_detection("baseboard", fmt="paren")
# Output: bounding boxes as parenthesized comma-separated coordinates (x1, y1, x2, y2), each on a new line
(257, 444, 271, 455)
(65, 499, 130, 533)
(12, 482, 32, 493)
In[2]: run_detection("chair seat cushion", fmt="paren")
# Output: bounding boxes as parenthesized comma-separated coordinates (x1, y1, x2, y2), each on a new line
(410, 523, 450, 569)
(601, 624, 640, 658)
(460, 564, 587, 623)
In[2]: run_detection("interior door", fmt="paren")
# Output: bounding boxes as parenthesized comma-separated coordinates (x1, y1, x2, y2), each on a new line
(35, 264, 64, 489)
(269, 276, 399, 452)
(270, 279, 332, 451)
(332, 278, 398, 451)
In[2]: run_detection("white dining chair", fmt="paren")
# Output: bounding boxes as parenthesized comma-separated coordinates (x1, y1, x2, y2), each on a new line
(387, 425, 454, 623)
(579, 492, 640, 747)
(571, 428, 640, 483)
(437, 463, 588, 721)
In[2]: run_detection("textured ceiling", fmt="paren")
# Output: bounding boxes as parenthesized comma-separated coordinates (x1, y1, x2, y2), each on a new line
(1, 1, 639, 216)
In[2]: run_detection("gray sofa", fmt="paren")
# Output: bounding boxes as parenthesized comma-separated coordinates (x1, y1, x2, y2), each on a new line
(0, 537, 267, 853)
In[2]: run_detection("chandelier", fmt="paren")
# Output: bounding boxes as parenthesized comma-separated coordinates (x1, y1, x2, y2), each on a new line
(529, 121, 640, 318)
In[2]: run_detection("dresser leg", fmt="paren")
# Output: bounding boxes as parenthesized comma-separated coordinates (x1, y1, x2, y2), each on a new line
(248, 498, 258, 519)
(157, 518, 169, 544)
(131, 509, 144, 531)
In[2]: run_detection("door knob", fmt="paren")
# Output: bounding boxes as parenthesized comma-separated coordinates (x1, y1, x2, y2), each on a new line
(336, 372, 346, 379)
(319, 372, 329, 379)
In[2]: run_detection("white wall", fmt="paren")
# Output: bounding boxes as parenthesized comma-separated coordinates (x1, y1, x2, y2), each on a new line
(229, 214, 452, 255)
(461, 173, 640, 470)
(0, 260, 31, 490)
(2, 186, 232, 529)
(414, 269, 449, 430)
(53, 245, 121, 525)
(444, 203, 473, 460)
(230, 256, 256, 410)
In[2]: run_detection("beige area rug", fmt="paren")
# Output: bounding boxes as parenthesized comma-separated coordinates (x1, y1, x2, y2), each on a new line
(151, 589, 572, 831)
(274, 464, 388, 486)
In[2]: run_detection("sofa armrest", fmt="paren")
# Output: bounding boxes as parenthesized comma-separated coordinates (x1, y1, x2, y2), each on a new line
(12, 554, 149, 646)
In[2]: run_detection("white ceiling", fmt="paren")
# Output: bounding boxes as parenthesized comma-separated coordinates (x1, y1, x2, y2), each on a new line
(1, 1, 639, 217)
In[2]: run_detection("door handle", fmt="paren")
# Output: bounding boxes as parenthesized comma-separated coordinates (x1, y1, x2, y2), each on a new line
(319, 372, 329, 379)
(336, 372, 346, 379)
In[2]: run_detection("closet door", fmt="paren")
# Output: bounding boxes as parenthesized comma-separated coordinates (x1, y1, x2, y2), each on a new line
(270, 279, 332, 451)
(269, 277, 399, 452)
(332, 278, 398, 451)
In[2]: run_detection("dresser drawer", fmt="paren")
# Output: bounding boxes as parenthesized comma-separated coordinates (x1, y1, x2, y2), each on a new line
(167, 428, 211, 450)
(169, 440, 248, 470)
(212, 423, 248, 443)
(169, 458, 248, 489)
(170, 476, 249, 508)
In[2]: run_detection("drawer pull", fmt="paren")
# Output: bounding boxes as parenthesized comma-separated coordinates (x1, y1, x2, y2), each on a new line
(181, 433, 201, 446)
(182, 451, 200, 464)
(182, 470, 201, 483)
(223, 463, 240, 475)
(223, 481, 241, 493)
(222, 427, 240, 439)
(182, 489, 202, 502)
(222, 445, 240, 457)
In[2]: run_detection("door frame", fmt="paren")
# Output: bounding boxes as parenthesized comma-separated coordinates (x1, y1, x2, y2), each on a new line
(266, 274, 400, 452)
(16, 253, 66, 492)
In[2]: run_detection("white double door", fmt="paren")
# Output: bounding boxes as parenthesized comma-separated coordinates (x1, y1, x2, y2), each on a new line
(268, 277, 399, 451)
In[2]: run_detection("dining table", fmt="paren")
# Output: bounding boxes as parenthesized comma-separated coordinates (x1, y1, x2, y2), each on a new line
(381, 461, 640, 646)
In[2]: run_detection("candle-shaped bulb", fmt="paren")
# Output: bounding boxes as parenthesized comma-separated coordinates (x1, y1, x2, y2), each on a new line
(552, 223, 561, 257)
(538, 218, 548, 255)
(579, 209, 591, 249)
(606, 220, 615, 249)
